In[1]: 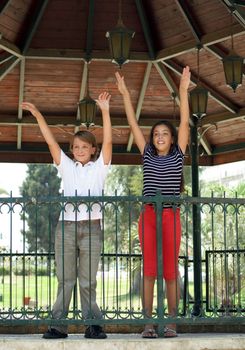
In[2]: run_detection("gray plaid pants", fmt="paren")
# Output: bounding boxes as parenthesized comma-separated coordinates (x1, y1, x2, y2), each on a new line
(50, 220, 102, 333)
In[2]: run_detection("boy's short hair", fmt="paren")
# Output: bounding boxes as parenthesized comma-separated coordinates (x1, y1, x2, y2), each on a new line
(70, 130, 99, 161)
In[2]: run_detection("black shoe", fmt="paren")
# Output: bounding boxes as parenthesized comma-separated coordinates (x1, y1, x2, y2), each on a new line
(42, 328, 68, 339)
(84, 325, 107, 339)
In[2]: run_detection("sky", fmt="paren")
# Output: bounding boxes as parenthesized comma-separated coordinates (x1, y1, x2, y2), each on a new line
(0, 163, 27, 252)
(0, 163, 27, 196)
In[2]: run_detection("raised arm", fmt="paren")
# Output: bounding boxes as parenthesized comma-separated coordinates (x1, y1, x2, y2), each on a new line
(95, 92, 112, 165)
(178, 66, 191, 154)
(21, 102, 61, 165)
(115, 72, 146, 155)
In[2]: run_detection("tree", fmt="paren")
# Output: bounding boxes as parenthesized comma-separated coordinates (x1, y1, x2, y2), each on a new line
(0, 188, 8, 195)
(20, 164, 61, 252)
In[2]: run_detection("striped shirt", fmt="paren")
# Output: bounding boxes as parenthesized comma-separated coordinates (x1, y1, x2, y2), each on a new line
(143, 144, 184, 200)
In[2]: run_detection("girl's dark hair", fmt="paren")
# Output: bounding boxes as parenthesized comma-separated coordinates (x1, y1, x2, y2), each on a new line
(70, 130, 99, 161)
(149, 120, 185, 193)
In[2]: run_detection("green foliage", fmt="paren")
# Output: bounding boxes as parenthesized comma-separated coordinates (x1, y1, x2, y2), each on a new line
(0, 188, 8, 195)
(104, 165, 143, 254)
(199, 181, 245, 252)
(105, 165, 143, 195)
(20, 164, 61, 253)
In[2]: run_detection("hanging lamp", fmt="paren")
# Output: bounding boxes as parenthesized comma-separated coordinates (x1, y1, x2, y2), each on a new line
(106, 0, 135, 68)
(222, 9, 243, 92)
(190, 45, 208, 119)
(78, 62, 96, 128)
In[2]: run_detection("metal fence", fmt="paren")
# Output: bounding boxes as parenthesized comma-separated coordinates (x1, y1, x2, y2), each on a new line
(0, 193, 244, 327)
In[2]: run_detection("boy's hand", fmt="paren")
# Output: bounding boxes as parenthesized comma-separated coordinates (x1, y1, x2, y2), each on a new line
(21, 102, 41, 119)
(96, 92, 111, 112)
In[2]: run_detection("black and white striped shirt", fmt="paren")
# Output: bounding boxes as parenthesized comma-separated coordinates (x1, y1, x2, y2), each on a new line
(143, 144, 184, 198)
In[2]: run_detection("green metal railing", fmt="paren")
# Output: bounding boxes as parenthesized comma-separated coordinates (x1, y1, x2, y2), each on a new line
(0, 193, 244, 327)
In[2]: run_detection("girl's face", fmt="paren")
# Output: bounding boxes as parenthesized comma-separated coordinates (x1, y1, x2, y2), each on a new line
(152, 124, 173, 156)
(72, 137, 96, 165)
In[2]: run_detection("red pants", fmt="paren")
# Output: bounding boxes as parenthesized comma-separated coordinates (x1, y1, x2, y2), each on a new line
(138, 205, 181, 280)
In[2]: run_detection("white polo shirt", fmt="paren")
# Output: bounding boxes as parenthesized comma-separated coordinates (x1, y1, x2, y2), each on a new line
(56, 150, 110, 221)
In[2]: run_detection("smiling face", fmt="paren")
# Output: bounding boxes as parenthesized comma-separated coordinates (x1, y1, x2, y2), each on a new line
(152, 124, 173, 156)
(72, 137, 96, 165)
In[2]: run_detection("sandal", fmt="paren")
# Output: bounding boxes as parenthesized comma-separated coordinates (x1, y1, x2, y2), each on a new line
(164, 327, 178, 338)
(141, 328, 158, 338)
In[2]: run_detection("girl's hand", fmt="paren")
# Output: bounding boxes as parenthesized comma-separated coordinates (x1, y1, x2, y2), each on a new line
(21, 102, 41, 119)
(180, 66, 191, 91)
(115, 72, 129, 95)
(96, 92, 111, 112)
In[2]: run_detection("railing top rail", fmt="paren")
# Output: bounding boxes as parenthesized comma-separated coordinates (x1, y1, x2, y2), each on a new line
(0, 194, 244, 205)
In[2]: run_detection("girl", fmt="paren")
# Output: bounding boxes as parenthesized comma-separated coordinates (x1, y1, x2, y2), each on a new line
(116, 67, 190, 338)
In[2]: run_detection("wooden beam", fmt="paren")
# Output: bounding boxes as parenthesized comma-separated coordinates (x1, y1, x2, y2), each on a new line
(75, 62, 88, 133)
(221, 0, 245, 28)
(213, 149, 245, 165)
(0, 145, 214, 166)
(0, 0, 11, 14)
(134, 0, 156, 59)
(155, 23, 245, 62)
(0, 36, 22, 58)
(126, 62, 152, 151)
(154, 62, 180, 104)
(25, 48, 150, 62)
(21, 0, 50, 54)
(1, 109, 244, 129)
(0, 56, 20, 81)
(212, 141, 245, 154)
(202, 107, 245, 126)
(17, 58, 26, 150)
(175, 0, 202, 42)
(163, 59, 239, 114)
(85, 0, 95, 61)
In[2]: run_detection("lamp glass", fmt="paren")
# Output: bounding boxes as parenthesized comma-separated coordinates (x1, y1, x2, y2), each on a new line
(106, 25, 135, 68)
(190, 85, 208, 119)
(222, 52, 243, 92)
(78, 96, 97, 127)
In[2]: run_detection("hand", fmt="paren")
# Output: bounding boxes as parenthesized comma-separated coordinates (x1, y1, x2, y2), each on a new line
(115, 72, 129, 95)
(95, 92, 111, 112)
(21, 102, 41, 119)
(179, 66, 191, 91)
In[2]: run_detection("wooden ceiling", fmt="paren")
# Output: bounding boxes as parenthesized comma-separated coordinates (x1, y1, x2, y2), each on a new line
(0, 0, 245, 165)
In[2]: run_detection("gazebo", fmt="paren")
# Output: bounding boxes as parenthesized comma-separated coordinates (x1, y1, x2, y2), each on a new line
(0, 0, 244, 165)
(0, 0, 244, 337)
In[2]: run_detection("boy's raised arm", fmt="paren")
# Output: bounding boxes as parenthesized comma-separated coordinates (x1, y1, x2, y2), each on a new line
(96, 92, 112, 165)
(21, 102, 61, 165)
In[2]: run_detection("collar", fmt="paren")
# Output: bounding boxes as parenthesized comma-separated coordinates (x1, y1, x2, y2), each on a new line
(74, 160, 93, 167)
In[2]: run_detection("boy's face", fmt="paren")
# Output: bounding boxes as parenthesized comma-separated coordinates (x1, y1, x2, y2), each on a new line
(72, 137, 96, 165)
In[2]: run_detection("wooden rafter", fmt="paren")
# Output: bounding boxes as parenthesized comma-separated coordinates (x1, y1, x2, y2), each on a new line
(155, 62, 212, 155)
(155, 23, 245, 62)
(163, 59, 239, 114)
(175, 0, 202, 42)
(0, 0, 11, 14)
(134, 0, 156, 59)
(17, 58, 26, 150)
(126, 62, 152, 151)
(21, 0, 50, 54)
(0, 56, 20, 81)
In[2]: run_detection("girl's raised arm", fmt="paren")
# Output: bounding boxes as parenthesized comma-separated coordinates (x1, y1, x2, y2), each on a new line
(178, 66, 191, 154)
(115, 72, 146, 155)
